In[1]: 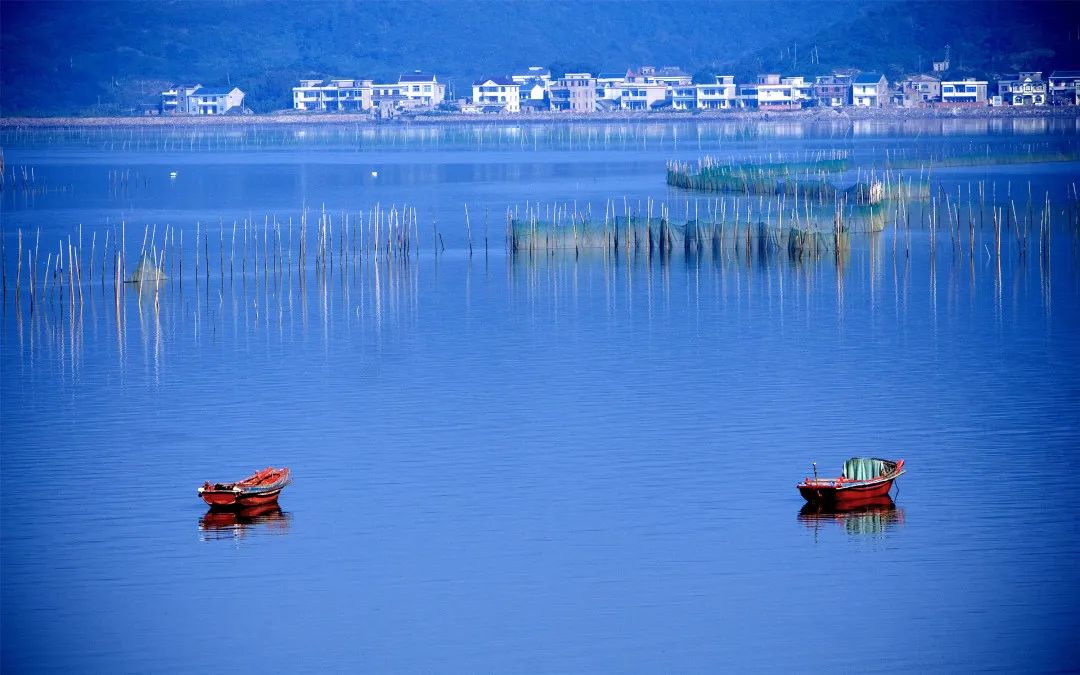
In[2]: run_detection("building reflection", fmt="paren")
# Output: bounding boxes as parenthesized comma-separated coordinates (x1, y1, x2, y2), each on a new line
(798, 496, 904, 536)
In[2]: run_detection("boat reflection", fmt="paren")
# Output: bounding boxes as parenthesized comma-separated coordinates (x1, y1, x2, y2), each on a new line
(199, 503, 290, 540)
(798, 496, 904, 536)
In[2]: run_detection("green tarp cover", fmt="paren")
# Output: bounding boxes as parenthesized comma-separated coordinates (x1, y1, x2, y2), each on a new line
(843, 458, 885, 481)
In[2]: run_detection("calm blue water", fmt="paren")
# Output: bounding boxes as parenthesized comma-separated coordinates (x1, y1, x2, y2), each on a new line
(2, 120, 1080, 672)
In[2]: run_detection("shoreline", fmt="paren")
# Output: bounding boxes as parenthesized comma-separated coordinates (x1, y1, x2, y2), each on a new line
(2, 106, 1078, 128)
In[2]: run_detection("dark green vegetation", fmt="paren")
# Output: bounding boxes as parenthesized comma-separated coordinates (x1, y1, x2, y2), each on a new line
(665, 155, 930, 203)
(2, 0, 1079, 116)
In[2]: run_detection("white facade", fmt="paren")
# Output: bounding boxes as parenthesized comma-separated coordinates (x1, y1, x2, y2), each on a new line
(670, 86, 697, 110)
(696, 76, 736, 109)
(397, 72, 446, 106)
(596, 74, 627, 102)
(187, 87, 245, 115)
(620, 71, 666, 110)
(852, 74, 887, 107)
(998, 72, 1047, 106)
(941, 79, 987, 104)
(472, 78, 520, 112)
(292, 79, 373, 111)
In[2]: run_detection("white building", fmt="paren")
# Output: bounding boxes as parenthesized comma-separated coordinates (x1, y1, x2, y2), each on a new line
(472, 77, 521, 112)
(596, 73, 627, 102)
(998, 72, 1047, 106)
(292, 79, 373, 112)
(160, 84, 201, 114)
(748, 74, 810, 109)
(669, 85, 696, 110)
(396, 72, 446, 107)
(696, 75, 737, 110)
(852, 72, 888, 107)
(186, 86, 245, 115)
(941, 79, 987, 105)
(620, 70, 667, 110)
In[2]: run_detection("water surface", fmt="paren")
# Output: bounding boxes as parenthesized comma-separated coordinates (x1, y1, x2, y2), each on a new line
(2, 120, 1079, 672)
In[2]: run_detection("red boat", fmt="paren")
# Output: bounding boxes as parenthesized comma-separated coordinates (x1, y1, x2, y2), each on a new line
(797, 458, 904, 505)
(199, 467, 290, 508)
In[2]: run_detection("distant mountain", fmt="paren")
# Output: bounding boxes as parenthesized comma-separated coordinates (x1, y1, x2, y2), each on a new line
(1, 0, 1077, 116)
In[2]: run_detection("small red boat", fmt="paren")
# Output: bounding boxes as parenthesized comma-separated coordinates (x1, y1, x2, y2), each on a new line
(199, 467, 290, 508)
(797, 458, 904, 505)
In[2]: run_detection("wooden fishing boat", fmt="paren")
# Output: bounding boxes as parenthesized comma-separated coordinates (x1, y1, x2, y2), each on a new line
(797, 458, 904, 505)
(199, 467, 290, 508)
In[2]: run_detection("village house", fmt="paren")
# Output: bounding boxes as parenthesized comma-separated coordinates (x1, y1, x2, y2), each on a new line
(669, 85, 697, 110)
(185, 86, 245, 115)
(291, 72, 442, 114)
(897, 74, 940, 108)
(472, 77, 520, 112)
(518, 81, 548, 104)
(370, 82, 409, 117)
(736, 81, 760, 108)
(940, 79, 988, 105)
(596, 73, 627, 103)
(746, 74, 811, 110)
(549, 73, 598, 112)
(1048, 71, 1080, 106)
(292, 79, 373, 112)
(852, 72, 888, 107)
(620, 70, 667, 110)
(998, 71, 1047, 106)
(397, 72, 446, 106)
(696, 75, 737, 110)
(160, 84, 202, 114)
(814, 75, 851, 107)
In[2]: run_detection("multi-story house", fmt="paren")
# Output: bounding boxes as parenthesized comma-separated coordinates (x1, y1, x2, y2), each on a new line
(896, 75, 940, 108)
(160, 84, 201, 114)
(998, 71, 1047, 106)
(814, 75, 851, 107)
(472, 77, 521, 112)
(596, 73, 628, 103)
(292, 79, 373, 112)
(550, 73, 598, 112)
(186, 86, 245, 115)
(748, 74, 810, 110)
(518, 82, 548, 104)
(669, 85, 697, 110)
(619, 70, 666, 110)
(852, 72, 888, 107)
(397, 72, 446, 107)
(696, 75, 737, 110)
(940, 79, 987, 105)
(1048, 71, 1080, 106)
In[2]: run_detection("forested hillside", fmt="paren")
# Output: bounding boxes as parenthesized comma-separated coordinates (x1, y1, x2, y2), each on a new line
(2, 0, 1078, 116)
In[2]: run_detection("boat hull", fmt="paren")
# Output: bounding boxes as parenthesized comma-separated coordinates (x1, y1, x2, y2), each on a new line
(200, 488, 285, 509)
(798, 478, 895, 505)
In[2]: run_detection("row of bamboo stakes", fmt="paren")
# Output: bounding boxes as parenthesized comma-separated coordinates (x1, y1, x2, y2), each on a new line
(1, 181, 1078, 316)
